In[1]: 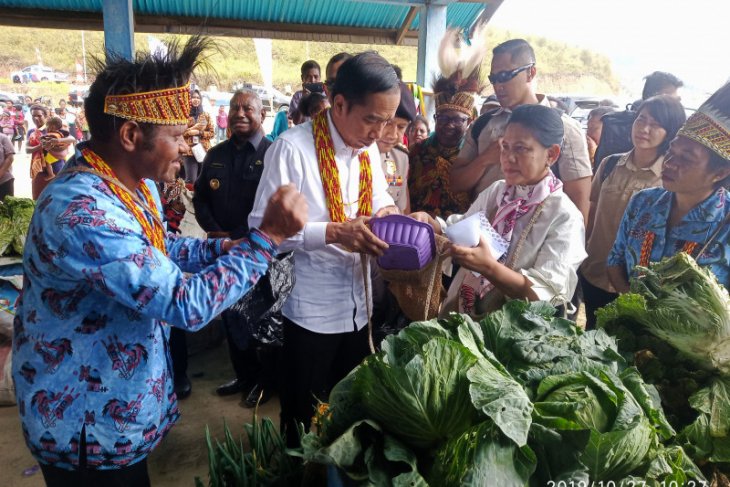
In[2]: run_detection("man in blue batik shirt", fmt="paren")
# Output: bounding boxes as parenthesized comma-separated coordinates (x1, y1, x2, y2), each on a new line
(12, 36, 307, 487)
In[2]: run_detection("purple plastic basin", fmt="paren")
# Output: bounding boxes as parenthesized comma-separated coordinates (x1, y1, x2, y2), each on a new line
(370, 215, 436, 270)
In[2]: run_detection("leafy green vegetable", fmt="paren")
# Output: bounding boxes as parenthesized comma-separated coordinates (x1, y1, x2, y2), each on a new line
(302, 419, 428, 486)
(467, 356, 532, 447)
(597, 253, 730, 471)
(678, 378, 730, 463)
(301, 300, 704, 485)
(355, 337, 479, 449)
(535, 370, 658, 480)
(0, 217, 13, 255)
(600, 253, 730, 372)
(197, 415, 304, 487)
(0, 196, 35, 256)
(430, 422, 536, 487)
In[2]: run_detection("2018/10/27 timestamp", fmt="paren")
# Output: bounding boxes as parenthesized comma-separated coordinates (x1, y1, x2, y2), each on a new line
(546, 481, 708, 487)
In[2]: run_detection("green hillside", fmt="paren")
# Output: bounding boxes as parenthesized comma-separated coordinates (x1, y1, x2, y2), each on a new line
(0, 25, 619, 97)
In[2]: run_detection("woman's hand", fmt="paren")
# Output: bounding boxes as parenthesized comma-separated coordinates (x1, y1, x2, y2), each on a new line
(374, 205, 400, 218)
(409, 211, 442, 234)
(448, 235, 495, 275)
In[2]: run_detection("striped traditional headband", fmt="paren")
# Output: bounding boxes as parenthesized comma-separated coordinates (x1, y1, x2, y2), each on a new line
(435, 91, 477, 117)
(678, 110, 730, 161)
(104, 84, 191, 125)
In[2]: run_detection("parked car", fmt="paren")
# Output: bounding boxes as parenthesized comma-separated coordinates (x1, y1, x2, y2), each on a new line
(552, 95, 619, 130)
(11, 65, 69, 83)
(232, 83, 290, 112)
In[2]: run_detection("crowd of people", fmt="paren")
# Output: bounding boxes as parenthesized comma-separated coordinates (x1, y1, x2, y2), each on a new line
(8, 32, 730, 486)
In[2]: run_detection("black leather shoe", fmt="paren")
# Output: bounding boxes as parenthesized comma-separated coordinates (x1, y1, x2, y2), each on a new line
(174, 374, 192, 400)
(243, 383, 272, 408)
(216, 378, 244, 396)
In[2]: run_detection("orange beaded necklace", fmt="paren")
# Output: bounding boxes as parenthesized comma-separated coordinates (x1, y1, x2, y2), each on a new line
(82, 147, 167, 254)
(638, 231, 698, 267)
(312, 110, 372, 223)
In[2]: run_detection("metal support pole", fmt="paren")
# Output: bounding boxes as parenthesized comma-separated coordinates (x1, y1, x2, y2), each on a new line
(416, 2, 447, 88)
(103, 0, 135, 61)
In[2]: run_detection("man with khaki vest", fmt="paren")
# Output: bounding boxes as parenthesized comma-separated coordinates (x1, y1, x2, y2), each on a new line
(450, 38, 592, 223)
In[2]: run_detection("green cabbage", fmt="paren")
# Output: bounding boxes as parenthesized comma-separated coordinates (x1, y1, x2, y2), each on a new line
(0, 217, 12, 255)
(0, 196, 35, 256)
(535, 369, 658, 480)
(599, 253, 730, 372)
(302, 301, 704, 485)
(355, 337, 480, 449)
(598, 253, 730, 467)
(431, 422, 536, 487)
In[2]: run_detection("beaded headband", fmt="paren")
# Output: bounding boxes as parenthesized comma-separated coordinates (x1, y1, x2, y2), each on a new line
(435, 91, 477, 117)
(678, 110, 730, 161)
(104, 84, 191, 125)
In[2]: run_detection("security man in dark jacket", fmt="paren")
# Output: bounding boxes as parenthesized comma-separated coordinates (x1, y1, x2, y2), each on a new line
(194, 91, 272, 239)
(193, 89, 275, 406)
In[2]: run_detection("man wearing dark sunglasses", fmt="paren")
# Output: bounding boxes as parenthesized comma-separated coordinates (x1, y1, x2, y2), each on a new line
(451, 38, 592, 224)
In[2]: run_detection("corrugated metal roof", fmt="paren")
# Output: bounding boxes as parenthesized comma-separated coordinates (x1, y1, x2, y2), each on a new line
(0, 0, 486, 38)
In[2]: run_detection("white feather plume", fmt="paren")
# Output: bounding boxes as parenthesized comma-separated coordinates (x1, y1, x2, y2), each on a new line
(437, 24, 490, 82)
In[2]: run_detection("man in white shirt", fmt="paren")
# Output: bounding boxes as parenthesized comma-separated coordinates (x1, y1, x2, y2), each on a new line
(248, 52, 400, 445)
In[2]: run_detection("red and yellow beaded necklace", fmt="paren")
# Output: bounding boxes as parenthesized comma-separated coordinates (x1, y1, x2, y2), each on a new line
(312, 110, 372, 223)
(82, 147, 167, 254)
(638, 231, 698, 267)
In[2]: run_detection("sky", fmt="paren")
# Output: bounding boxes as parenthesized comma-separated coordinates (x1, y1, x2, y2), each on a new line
(488, 0, 730, 108)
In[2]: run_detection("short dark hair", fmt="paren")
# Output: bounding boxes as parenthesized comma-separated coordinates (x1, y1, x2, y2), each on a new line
(391, 64, 403, 81)
(300, 60, 321, 78)
(507, 104, 564, 148)
(326, 52, 352, 79)
(409, 114, 430, 133)
(637, 95, 686, 154)
(642, 71, 683, 100)
(330, 52, 399, 106)
(492, 39, 536, 65)
(85, 35, 211, 141)
(230, 89, 262, 108)
(298, 92, 328, 118)
(588, 106, 616, 121)
(46, 116, 63, 131)
(30, 104, 48, 116)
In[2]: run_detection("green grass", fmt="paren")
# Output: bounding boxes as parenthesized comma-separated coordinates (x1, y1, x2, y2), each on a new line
(0, 25, 619, 96)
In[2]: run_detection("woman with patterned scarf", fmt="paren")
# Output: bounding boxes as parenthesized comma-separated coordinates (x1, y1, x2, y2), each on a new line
(413, 104, 587, 318)
(181, 89, 215, 183)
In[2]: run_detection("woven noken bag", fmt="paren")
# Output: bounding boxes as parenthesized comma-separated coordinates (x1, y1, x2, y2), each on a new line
(378, 234, 450, 321)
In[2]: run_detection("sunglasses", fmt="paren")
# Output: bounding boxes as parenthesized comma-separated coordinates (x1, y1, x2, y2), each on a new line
(488, 63, 534, 85)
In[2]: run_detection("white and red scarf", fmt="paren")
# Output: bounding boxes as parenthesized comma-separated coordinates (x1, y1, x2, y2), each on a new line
(458, 171, 562, 314)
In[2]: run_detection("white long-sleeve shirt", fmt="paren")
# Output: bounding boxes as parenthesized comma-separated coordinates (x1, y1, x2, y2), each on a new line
(442, 180, 587, 315)
(249, 112, 395, 333)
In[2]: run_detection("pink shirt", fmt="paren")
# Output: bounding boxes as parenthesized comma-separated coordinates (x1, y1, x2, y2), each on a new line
(216, 112, 228, 129)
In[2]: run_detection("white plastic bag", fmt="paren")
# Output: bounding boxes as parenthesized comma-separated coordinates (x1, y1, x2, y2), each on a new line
(191, 143, 207, 163)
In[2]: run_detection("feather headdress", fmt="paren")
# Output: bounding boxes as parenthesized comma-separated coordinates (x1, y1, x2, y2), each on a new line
(433, 25, 489, 116)
(678, 81, 730, 161)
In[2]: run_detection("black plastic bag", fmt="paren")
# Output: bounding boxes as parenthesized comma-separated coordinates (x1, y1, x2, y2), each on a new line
(226, 252, 295, 348)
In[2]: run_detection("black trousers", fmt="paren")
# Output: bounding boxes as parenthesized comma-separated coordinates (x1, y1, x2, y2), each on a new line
(221, 313, 262, 387)
(0, 178, 14, 200)
(280, 317, 370, 447)
(580, 272, 618, 330)
(40, 428, 150, 487)
(169, 327, 188, 382)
